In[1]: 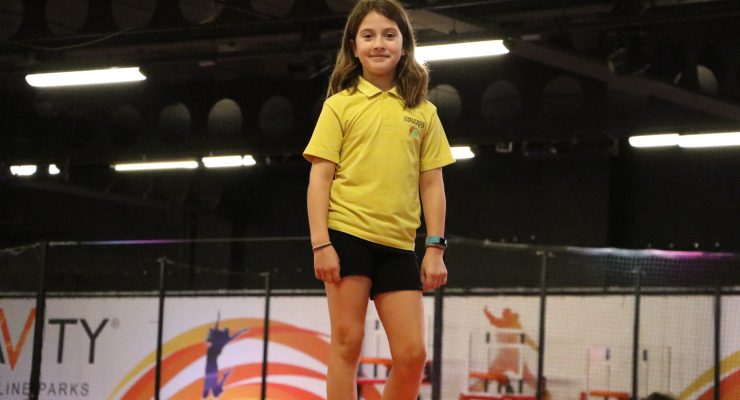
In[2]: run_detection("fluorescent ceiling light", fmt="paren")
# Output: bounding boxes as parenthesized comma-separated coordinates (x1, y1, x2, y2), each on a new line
(451, 146, 475, 160)
(628, 134, 679, 148)
(242, 155, 256, 166)
(26, 67, 146, 88)
(10, 165, 37, 176)
(113, 160, 198, 172)
(202, 155, 257, 168)
(678, 132, 740, 148)
(416, 40, 509, 62)
(48, 164, 61, 175)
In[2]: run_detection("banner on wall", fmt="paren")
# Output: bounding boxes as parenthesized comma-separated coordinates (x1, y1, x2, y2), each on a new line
(0, 297, 337, 400)
(1, 295, 739, 400)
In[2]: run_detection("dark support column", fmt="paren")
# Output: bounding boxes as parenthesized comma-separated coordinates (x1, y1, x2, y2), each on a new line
(261, 271, 272, 400)
(432, 287, 444, 400)
(29, 242, 48, 400)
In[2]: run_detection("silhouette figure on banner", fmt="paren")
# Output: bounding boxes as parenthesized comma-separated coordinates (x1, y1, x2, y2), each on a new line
(203, 312, 248, 399)
(470, 307, 545, 397)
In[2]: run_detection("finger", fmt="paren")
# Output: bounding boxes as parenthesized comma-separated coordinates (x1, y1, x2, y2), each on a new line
(331, 268, 341, 283)
(427, 273, 438, 290)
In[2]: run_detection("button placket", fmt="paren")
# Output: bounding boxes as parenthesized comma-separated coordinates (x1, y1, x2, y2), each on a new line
(381, 92, 392, 129)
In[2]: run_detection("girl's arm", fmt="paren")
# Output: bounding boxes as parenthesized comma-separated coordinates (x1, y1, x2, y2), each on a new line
(419, 168, 448, 291)
(307, 157, 341, 283)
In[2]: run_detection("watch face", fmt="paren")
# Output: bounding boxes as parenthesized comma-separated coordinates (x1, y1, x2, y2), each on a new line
(426, 236, 447, 247)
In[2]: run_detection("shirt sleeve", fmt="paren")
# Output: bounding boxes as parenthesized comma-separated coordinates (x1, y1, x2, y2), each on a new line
(419, 108, 455, 172)
(303, 102, 343, 164)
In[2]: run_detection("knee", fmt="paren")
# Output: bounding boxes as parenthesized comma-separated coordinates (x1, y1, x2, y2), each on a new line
(331, 324, 364, 360)
(393, 345, 427, 371)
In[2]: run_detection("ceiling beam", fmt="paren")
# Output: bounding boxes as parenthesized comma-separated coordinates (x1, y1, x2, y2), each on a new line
(509, 39, 740, 122)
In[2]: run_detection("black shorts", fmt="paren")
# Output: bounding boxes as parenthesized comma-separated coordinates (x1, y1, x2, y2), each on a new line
(329, 229, 421, 299)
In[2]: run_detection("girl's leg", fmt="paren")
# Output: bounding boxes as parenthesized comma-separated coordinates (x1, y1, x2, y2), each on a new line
(374, 290, 427, 400)
(325, 276, 372, 400)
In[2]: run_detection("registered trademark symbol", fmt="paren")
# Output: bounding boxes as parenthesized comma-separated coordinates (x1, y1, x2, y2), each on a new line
(111, 318, 120, 329)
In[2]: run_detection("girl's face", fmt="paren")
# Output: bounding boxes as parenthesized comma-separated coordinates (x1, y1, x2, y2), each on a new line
(352, 11, 404, 86)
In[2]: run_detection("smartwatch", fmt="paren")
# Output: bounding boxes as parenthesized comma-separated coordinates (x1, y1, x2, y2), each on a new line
(425, 235, 448, 249)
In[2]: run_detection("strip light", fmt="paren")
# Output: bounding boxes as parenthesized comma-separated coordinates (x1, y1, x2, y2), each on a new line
(678, 132, 740, 148)
(113, 160, 198, 172)
(416, 40, 509, 63)
(451, 146, 475, 160)
(629, 132, 740, 149)
(26, 67, 146, 88)
(202, 155, 257, 168)
(628, 134, 679, 148)
(10, 165, 37, 176)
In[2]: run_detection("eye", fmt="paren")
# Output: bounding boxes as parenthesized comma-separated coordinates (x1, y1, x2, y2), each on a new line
(360, 32, 373, 40)
(385, 32, 398, 39)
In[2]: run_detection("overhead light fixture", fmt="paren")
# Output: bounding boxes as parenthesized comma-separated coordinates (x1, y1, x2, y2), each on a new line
(678, 132, 740, 148)
(451, 146, 475, 160)
(48, 164, 61, 175)
(10, 165, 37, 177)
(202, 155, 257, 168)
(113, 160, 198, 172)
(630, 132, 740, 149)
(242, 155, 257, 166)
(628, 134, 679, 148)
(416, 40, 508, 63)
(26, 67, 146, 88)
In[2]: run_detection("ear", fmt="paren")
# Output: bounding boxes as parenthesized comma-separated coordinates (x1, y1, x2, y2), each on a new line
(350, 39, 357, 57)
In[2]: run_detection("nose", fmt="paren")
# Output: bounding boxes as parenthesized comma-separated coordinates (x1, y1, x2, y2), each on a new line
(372, 37, 385, 50)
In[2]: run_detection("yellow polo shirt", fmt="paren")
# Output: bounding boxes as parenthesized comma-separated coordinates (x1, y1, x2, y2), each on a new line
(304, 77, 455, 250)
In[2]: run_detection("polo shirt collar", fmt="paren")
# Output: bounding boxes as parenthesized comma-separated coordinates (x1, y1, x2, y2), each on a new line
(357, 76, 400, 98)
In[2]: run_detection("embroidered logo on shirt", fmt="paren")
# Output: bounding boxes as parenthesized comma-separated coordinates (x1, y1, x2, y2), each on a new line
(404, 116, 425, 129)
(404, 116, 424, 139)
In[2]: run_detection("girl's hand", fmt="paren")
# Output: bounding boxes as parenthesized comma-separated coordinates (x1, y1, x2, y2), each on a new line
(421, 247, 447, 291)
(314, 245, 341, 283)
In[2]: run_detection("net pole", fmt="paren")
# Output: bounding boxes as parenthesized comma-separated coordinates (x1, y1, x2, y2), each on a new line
(631, 265, 642, 400)
(432, 286, 444, 400)
(260, 271, 272, 400)
(536, 251, 549, 400)
(29, 242, 47, 400)
(155, 258, 168, 400)
(713, 284, 721, 400)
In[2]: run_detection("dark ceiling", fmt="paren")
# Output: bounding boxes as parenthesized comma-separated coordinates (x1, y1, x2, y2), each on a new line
(1, 0, 740, 231)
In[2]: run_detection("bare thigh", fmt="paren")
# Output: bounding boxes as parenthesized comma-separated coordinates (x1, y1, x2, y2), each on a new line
(325, 276, 373, 340)
(374, 290, 426, 359)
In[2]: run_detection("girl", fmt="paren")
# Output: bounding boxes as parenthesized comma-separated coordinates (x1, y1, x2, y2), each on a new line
(304, 1, 455, 398)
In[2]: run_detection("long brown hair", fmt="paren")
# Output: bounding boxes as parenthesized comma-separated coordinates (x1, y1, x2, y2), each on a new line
(327, 0, 429, 108)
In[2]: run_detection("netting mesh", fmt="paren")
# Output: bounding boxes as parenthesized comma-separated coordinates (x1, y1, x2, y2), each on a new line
(444, 239, 740, 400)
(1, 238, 739, 400)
